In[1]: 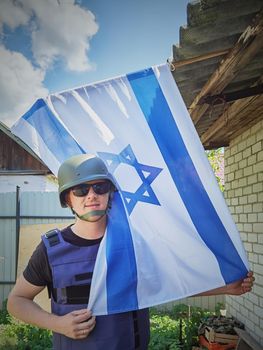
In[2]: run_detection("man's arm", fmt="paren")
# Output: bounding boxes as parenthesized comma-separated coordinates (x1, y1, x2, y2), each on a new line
(7, 275, 96, 339)
(196, 271, 254, 297)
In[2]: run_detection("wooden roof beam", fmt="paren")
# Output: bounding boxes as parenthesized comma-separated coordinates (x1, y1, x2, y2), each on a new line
(201, 92, 263, 146)
(188, 9, 263, 125)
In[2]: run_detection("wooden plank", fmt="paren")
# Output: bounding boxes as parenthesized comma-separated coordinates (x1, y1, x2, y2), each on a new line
(186, 0, 263, 28)
(201, 93, 263, 146)
(189, 10, 263, 125)
(170, 49, 229, 70)
(234, 327, 263, 350)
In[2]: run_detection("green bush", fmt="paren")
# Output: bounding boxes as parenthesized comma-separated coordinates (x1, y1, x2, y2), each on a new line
(149, 304, 214, 350)
(1, 300, 217, 350)
(0, 301, 52, 350)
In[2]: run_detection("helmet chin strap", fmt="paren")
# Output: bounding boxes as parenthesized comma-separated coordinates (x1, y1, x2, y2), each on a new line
(72, 208, 107, 222)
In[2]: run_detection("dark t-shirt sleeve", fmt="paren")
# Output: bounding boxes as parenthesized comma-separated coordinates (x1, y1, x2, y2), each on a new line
(23, 241, 52, 287)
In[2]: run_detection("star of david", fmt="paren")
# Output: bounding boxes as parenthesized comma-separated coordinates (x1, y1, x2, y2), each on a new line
(98, 145, 163, 214)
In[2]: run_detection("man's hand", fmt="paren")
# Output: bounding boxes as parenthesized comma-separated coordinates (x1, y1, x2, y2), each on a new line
(227, 271, 255, 295)
(56, 309, 96, 339)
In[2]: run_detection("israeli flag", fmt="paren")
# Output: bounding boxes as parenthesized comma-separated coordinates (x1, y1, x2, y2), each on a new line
(11, 64, 249, 315)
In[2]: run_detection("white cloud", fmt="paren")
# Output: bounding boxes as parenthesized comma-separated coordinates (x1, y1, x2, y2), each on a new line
(0, 0, 98, 71)
(28, 0, 99, 71)
(0, 46, 48, 126)
(0, 0, 99, 126)
(0, 0, 31, 33)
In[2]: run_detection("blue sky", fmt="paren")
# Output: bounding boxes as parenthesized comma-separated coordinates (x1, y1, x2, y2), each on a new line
(0, 0, 189, 126)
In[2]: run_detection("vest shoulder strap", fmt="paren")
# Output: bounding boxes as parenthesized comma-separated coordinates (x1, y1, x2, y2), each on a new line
(44, 229, 61, 247)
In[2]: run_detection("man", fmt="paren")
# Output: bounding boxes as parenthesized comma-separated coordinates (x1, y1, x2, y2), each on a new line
(8, 154, 254, 350)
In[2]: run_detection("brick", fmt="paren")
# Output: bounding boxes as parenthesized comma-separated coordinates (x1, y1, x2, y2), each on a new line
(248, 233, 258, 242)
(239, 159, 247, 169)
(253, 284, 263, 297)
(227, 173, 234, 182)
(253, 161, 263, 174)
(252, 141, 262, 154)
(235, 188, 243, 197)
(231, 198, 238, 205)
(253, 203, 263, 213)
(244, 204, 252, 213)
(247, 154, 257, 166)
(235, 205, 243, 214)
(230, 145, 238, 156)
(252, 182, 263, 193)
(229, 206, 235, 214)
(238, 140, 247, 152)
(247, 213, 257, 222)
(247, 174, 257, 185)
(244, 299, 254, 312)
(253, 244, 263, 254)
(254, 305, 263, 318)
(243, 148, 252, 159)
(240, 232, 247, 241)
(227, 156, 234, 165)
(254, 326, 263, 343)
(244, 223, 253, 232)
(238, 177, 247, 187)
(258, 192, 263, 203)
(258, 150, 263, 162)
(243, 318, 255, 332)
(246, 134, 256, 147)
(247, 292, 259, 304)
(256, 128, 263, 142)
(243, 166, 253, 176)
(230, 163, 238, 172)
(240, 305, 249, 318)
(244, 242, 252, 252)
(232, 180, 239, 189)
(239, 214, 247, 223)
(256, 274, 263, 286)
(227, 189, 235, 198)
(234, 152, 242, 162)
(253, 223, 263, 233)
(224, 148, 231, 158)
(247, 193, 257, 203)
(248, 252, 258, 263)
(243, 186, 252, 195)
(258, 212, 263, 222)
(249, 312, 259, 326)
(239, 196, 248, 205)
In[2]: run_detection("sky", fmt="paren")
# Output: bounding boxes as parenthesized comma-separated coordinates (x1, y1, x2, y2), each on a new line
(0, 0, 189, 127)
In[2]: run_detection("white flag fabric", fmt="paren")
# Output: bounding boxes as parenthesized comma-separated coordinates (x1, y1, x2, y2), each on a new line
(11, 63, 249, 315)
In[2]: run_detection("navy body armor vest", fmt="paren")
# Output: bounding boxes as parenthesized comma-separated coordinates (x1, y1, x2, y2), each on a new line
(42, 229, 150, 350)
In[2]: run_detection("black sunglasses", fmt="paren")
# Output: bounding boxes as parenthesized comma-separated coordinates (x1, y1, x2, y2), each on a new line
(71, 181, 112, 197)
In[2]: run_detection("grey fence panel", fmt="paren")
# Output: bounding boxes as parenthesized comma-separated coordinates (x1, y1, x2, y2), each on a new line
(0, 191, 74, 308)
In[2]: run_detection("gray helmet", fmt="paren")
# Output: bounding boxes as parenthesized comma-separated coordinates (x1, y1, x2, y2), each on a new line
(58, 154, 117, 207)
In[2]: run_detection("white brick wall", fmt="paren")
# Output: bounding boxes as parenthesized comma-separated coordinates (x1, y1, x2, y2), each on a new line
(224, 119, 263, 345)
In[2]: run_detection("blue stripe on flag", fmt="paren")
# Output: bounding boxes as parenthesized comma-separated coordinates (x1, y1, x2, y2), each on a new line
(106, 192, 138, 313)
(22, 99, 85, 163)
(127, 68, 248, 284)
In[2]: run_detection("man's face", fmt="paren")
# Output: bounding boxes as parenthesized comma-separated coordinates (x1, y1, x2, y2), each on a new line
(68, 180, 111, 221)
